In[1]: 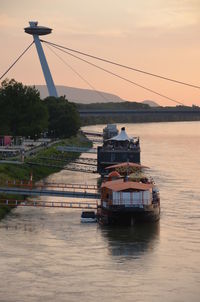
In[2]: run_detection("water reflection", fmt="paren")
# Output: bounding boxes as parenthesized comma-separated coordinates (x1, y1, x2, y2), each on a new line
(0, 209, 46, 233)
(101, 223, 160, 259)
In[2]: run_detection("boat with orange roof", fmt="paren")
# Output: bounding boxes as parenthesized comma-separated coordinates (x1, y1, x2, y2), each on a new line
(97, 162, 160, 225)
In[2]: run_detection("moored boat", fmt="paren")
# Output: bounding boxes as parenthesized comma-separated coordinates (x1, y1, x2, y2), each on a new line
(97, 126, 140, 176)
(97, 162, 160, 225)
(81, 211, 97, 223)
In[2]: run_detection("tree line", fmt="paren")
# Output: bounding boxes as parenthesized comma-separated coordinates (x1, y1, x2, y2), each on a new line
(77, 101, 151, 110)
(0, 79, 81, 138)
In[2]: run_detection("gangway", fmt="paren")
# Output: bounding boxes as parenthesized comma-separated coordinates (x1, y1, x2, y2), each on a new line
(82, 130, 103, 137)
(38, 156, 97, 166)
(4, 180, 98, 191)
(26, 161, 97, 173)
(57, 146, 97, 154)
(0, 199, 98, 209)
(88, 138, 103, 143)
(0, 185, 100, 199)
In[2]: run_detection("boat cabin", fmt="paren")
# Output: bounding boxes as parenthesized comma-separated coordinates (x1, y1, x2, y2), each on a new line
(97, 127, 141, 175)
(101, 179, 154, 209)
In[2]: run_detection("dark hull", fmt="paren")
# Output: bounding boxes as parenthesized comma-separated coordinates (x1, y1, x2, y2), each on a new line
(98, 205, 160, 226)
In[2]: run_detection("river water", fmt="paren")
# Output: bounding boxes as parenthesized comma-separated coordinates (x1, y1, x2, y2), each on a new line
(0, 121, 200, 302)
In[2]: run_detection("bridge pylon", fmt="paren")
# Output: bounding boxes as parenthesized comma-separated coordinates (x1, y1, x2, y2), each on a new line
(24, 21, 58, 97)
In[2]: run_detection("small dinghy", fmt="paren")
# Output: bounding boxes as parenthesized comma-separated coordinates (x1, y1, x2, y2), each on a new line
(81, 211, 97, 223)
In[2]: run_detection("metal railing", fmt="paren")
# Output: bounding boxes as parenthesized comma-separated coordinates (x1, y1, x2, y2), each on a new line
(0, 199, 98, 209)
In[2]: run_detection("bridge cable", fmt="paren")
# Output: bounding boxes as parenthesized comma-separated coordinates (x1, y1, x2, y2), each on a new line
(44, 42, 185, 105)
(0, 41, 34, 81)
(44, 43, 109, 102)
(41, 39, 200, 90)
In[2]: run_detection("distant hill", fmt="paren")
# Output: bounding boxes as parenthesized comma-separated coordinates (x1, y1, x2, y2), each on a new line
(142, 100, 160, 107)
(35, 85, 126, 103)
(35, 85, 161, 106)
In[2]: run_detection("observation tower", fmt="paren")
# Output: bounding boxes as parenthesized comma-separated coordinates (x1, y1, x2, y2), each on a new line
(24, 21, 58, 97)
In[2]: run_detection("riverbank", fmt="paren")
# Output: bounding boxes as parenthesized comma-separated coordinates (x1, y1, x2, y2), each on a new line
(80, 107, 200, 126)
(0, 132, 92, 219)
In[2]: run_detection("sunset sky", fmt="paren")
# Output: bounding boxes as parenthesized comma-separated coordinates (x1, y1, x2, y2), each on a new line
(1, 0, 200, 106)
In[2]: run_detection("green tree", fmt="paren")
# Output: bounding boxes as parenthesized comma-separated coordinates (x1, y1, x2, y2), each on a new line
(44, 96, 81, 138)
(0, 79, 48, 137)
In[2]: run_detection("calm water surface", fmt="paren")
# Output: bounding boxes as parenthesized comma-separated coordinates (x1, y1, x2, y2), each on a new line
(0, 121, 200, 302)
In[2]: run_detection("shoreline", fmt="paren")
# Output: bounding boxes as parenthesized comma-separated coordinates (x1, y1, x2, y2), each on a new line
(80, 112, 200, 126)
(0, 132, 92, 219)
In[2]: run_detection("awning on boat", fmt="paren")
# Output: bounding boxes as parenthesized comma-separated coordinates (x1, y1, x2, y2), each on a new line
(101, 179, 153, 191)
(105, 162, 149, 170)
(129, 172, 146, 181)
(107, 127, 131, 141)
(108, 171, 121, 178)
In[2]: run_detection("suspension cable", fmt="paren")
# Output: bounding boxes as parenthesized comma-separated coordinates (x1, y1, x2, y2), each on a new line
(44, 43, 109, 102)
(0, 42, 34, 81)
(43, 42, 185, 105)
(41, 39, 200, 90)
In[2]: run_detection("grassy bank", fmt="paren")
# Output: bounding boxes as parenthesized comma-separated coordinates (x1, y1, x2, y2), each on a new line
(0, 132, 92, 219)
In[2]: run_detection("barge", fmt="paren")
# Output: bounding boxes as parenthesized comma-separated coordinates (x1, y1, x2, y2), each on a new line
(97, 125, 140, 175)
(97, 162, 160, 226)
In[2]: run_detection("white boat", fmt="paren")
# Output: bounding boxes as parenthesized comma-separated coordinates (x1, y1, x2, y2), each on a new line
(81, 211, 97, 223)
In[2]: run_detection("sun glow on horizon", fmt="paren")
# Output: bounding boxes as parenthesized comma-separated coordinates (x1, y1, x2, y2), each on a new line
(1, 0, 200, 106)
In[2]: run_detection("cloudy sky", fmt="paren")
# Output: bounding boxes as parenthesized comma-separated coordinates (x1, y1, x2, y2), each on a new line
(0, 0, 200, 106)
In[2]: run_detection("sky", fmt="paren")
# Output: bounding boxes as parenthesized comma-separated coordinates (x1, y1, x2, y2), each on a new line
(0, 0, 200, 106)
